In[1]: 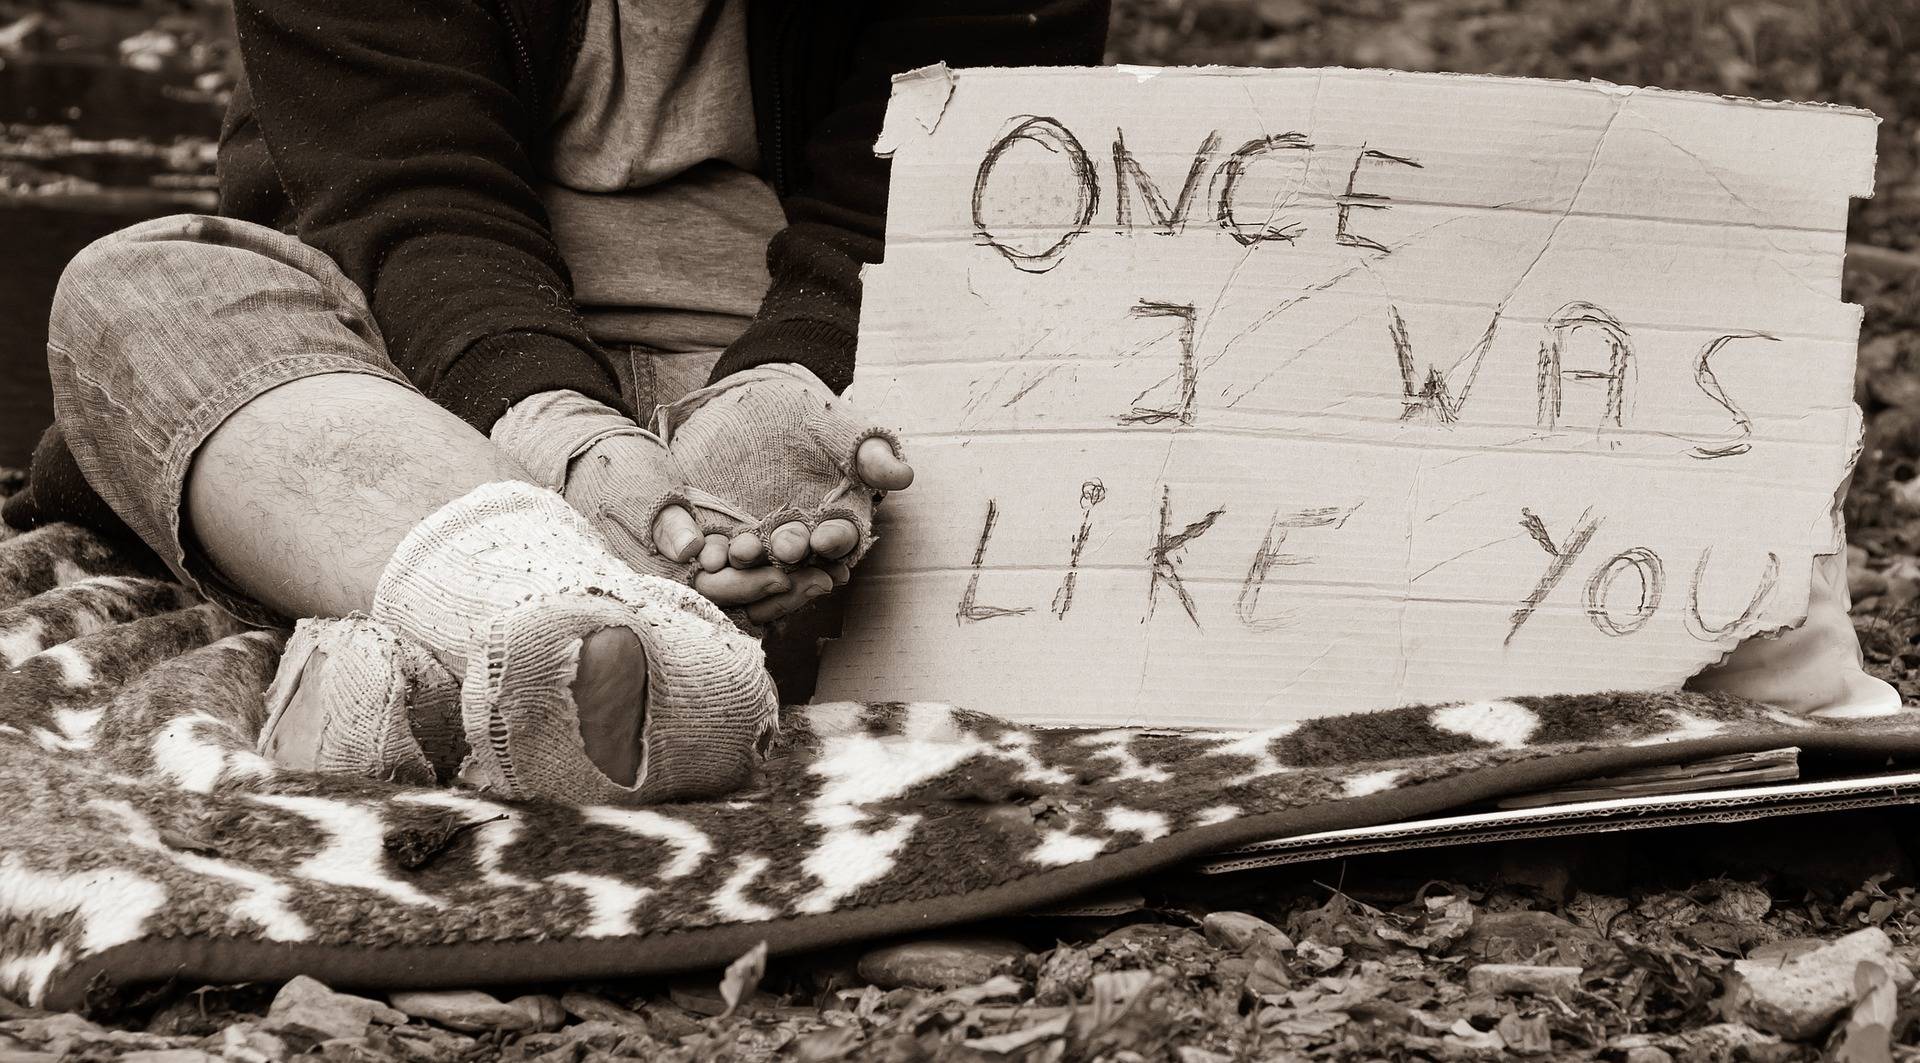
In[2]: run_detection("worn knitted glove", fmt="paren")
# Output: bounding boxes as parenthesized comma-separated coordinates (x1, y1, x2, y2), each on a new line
(356, 480, 776, 804)
(664, 364, 905, 568)
(258, 616, 464, 785)
(490, 390, 699, 583)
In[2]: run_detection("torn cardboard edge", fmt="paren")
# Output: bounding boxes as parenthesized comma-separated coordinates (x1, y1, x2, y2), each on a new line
(873, 62, 1880, 199)
(873, 63, 956, 157)
(1196, 767, 1920, 873)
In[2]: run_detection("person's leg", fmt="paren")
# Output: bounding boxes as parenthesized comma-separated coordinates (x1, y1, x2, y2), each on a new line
(185, 373, 519, 618)
(48, 216, 762, 794)
(184, 372, 649, 783)
(49, 214, 414, 628)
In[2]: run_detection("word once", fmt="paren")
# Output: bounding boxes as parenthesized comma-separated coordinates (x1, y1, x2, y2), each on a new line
(958, 486, 1781, 647)
(969, 117, 1420, 272)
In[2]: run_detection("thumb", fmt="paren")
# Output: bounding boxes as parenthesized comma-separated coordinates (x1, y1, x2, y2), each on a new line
(855, 436, 914, 491)
(650, 505, 704, 562)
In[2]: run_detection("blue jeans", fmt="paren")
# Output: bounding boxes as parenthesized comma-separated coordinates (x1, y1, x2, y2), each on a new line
(46, 214, 717, 627)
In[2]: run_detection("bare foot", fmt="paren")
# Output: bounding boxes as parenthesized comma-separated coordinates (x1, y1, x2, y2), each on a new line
(571, 627, 648, 786)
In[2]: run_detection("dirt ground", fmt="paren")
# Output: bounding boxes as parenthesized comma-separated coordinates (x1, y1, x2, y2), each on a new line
(6, 1, 1920, 1060)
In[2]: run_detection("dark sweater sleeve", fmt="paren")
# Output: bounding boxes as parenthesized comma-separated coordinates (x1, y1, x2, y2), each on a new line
(226, 0, 625, 430)
(710, 0, 1113, 392)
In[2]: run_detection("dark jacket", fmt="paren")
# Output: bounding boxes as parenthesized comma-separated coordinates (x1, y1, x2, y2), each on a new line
(218, 0, 1112, 431)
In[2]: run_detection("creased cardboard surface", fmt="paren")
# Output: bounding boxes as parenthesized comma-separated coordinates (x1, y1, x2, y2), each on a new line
(817, 65, 1878, 728)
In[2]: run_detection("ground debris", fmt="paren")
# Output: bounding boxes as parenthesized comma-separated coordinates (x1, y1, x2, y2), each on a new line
(1465, 963, 1583, 997)
(855, 937, 1031, 991)
(14, 0, 1920, 1058)
(386, 989, 565, 1034)
(1725, 927, 1914, 1041)
(264, 976, 405, 1043)
(1198, 910, 1292, 954)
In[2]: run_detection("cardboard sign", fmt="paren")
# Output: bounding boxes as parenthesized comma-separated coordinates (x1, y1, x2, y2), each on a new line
(815, 66, 1877, 728)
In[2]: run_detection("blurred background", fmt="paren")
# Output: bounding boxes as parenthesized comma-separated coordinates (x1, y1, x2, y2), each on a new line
(3, 0, 1919, 615)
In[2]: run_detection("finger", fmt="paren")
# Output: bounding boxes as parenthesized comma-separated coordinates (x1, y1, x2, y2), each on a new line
(650, 505, 704, 562)
(769, 521, 812, 565)
(698, 534, 731, 573)
(810, 519, 860, 560)
(727, 531, 764, 569)
(825, 562, 851, 587)
(744, 568, 833, 624)
(856, 437, 915, 491)
(692, 567, 792, 607)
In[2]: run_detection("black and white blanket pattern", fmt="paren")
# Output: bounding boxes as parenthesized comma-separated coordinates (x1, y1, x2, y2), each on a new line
(3, 517, 1918, 1010)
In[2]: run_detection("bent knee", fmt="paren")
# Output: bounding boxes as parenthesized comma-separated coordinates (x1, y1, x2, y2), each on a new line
(51, 215, 236, 355)
(50, 214, 368, 371)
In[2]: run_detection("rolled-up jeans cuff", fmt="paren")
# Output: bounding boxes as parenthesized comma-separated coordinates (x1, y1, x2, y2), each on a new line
(155, 356, 412, 628)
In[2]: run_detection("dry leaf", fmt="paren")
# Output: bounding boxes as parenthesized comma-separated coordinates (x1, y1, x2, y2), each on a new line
(1835, 960, 1897, 1063)
(720, 941, 768, 1018)
(1082, 970, 1154, 1035)
(790, 1024, 864, 1062)
(1377, 896, 1475, 951)
(1274, 1010, 1350, 1039)
(943, 975, 1027, 1007)
(1445, 1018, 1506, 1052)
(1296, 941, 1345, 973)
(1246, 953, 1292, 1000)
(1496, 1012, 1553, 1054)
(963, 1012, 1074, 1054)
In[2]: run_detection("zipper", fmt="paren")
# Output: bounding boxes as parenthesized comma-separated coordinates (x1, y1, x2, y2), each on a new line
(495, 0, 541, 116)
(766, 0, 804, 197)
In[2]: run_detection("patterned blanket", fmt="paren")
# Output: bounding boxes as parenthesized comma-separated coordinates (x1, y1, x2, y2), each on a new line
(5, 514, 1920, 1011)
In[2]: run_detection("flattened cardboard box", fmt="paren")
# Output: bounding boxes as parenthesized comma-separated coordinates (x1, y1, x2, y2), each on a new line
(1194, 768, 1920, 873)
(817, 65, 1878, 729)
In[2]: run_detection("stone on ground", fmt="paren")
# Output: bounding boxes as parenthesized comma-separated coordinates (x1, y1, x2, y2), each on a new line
(1724, 927, 1914, 1040)
(211, 1022, 288, 1061)
(1466, 963, 1583, 996)
(266, 975, 405, 1041)
(856, 937, 1032, 990)
(387, 989, 565, 1033)
(1201, 911, 1294, 954)
(1, 1012, 185, 1058)
(511, 994, 567, 1031)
